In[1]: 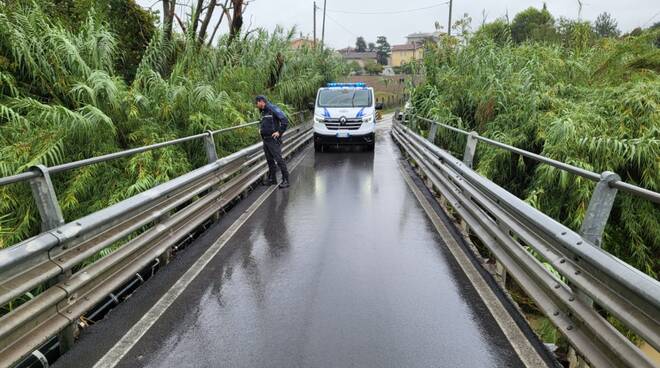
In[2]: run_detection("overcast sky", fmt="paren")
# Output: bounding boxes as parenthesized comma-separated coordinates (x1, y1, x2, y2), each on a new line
(137, 1, 660, 48)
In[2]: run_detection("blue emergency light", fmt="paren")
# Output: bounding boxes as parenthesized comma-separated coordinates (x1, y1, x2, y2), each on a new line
(326, 82, 366, 87)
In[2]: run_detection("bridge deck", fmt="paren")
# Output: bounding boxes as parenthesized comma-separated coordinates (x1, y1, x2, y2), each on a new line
(55, 121, 526, 368)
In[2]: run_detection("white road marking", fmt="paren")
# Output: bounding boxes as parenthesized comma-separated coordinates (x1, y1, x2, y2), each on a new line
(397, 161, 549, 368)
(93, 148, 309, 368)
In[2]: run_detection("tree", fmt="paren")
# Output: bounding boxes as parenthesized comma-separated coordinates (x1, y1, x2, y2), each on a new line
(452, 13, 473, 45)
(375, 36, 390, 65)
(162, 0, 176, 42)
(557, 17, 595, 50)
(155, 1, 250, 45)
(399, 61, 418, 75)
(367, 42, 376, 51)
(101, 0, 157, 82)
(227, 0, 247, 41)
(348, 61, 363, 75)
(510, 4, 558, 44)
(593, 12, 620, 38)
(651, 22, 660, 47)
(474, 19, 511, 45)
(355, 36, 367, 52)
(364, 61, 383, 75)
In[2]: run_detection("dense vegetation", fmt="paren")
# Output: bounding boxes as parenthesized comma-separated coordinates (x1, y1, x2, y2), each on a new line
(0, 2, 345, 248)
(410, 7, 659, 277)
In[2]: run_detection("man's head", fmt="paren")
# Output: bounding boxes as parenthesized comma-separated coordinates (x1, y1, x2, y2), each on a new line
(255, 95, 267, 110)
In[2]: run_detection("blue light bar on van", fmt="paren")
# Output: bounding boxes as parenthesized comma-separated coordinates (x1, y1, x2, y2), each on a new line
(326, 82, 366, 87)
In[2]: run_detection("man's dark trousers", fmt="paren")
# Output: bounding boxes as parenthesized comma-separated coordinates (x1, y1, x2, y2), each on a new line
(262, 136, 289, 181)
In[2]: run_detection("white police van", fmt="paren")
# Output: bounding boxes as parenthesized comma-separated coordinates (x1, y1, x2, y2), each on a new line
(312, 82, 382, 151)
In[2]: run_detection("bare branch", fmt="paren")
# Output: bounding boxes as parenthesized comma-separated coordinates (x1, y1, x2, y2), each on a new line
(197, 0, 218, 44)
(207, 0, 230, 46)
(174, 12, 187, 33)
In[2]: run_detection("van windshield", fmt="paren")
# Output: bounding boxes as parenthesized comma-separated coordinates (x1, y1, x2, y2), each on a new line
(317, 89, 372, 108)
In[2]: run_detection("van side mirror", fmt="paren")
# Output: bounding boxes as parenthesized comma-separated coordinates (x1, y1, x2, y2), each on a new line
(307, 102, 315, 111)
(375, 102, 384, 110)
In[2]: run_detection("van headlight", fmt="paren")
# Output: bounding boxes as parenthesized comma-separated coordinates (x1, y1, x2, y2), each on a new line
(362, 115, 374, 123)
(314, 115, 325, 123)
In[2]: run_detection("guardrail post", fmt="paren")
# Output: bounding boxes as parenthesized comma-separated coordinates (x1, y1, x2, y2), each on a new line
(157, 213, 173, 265)
(203, 131, 218, 164)
(495, 260, 507, 288)
(579, 171, 620, 248)
(567, 171, 619, 368)
(574, 172, 619, 303)
(28, 165, 65, 232)
(427, 123, 438, 143)
(462, 132, 479, 168)
(28, 167, 79, 355)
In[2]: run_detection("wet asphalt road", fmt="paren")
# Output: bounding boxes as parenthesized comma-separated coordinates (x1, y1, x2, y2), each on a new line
(115, 120, 524, 368)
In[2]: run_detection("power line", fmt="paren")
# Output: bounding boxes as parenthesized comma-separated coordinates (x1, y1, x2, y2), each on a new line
(642, 11, 660, 27)
(324, 12, 360, 38)
(326, 2, 449, 16)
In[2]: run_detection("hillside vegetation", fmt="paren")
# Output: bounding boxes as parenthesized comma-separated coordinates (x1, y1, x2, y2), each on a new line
(410, 9, 659, 277)
(0, 2, 345, 247)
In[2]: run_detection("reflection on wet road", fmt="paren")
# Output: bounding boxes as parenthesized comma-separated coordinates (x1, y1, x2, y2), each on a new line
(120, 123, 524, 368)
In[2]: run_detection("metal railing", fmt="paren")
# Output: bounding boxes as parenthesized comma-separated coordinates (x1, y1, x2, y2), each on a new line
(0, 112, 312, 367)
(391, 115, 660, 368)
(412, 115, 660, 205)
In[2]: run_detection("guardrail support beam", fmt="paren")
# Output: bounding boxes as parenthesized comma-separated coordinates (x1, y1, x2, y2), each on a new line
(59, 323, 78, 355)
(28, 165, 65, 232)
(427, 123, 438, 143)
(203, 131, 218, 164)
(462, 132, 479, 169)
(495, 260, 507, 288)
(574, 171, 621, 367)
(579, 171, 620, 248)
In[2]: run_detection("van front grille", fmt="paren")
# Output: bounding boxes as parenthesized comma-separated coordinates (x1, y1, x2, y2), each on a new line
(324, 117, 363, 131)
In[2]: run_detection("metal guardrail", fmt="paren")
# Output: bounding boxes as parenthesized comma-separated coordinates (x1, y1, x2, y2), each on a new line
(0, 121, 263, 187)
(0, 113, 312, 367)
(411, 115, 660, 205)
(391, 115, 660, 368)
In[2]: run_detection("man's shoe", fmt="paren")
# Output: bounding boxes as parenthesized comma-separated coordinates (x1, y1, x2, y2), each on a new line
(262, 179, 276, 186)
(278, 179, 290, 189)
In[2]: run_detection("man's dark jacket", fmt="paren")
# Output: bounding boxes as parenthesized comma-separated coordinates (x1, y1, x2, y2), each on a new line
(259, 102, 289, 137)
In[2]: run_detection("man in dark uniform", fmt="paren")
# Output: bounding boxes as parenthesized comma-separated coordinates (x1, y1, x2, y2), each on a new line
(256, 95, 290, 188)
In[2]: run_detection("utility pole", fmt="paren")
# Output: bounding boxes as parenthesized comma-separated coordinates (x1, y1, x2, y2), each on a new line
(313, 2, 317, 47)
(321, 0, 327, 51)
(447, 0, 453, 36)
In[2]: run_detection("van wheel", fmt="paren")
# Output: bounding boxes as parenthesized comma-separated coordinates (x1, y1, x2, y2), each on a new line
(366, 142, 375, 151)
(314, 142, 323, 152)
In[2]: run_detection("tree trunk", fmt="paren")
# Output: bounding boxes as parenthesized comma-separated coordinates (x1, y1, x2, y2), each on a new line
(197, 0, 218, 44)
(229, 0, 244, 41)
(162, 0, 176, 42)
(191, 0, 204, 35)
